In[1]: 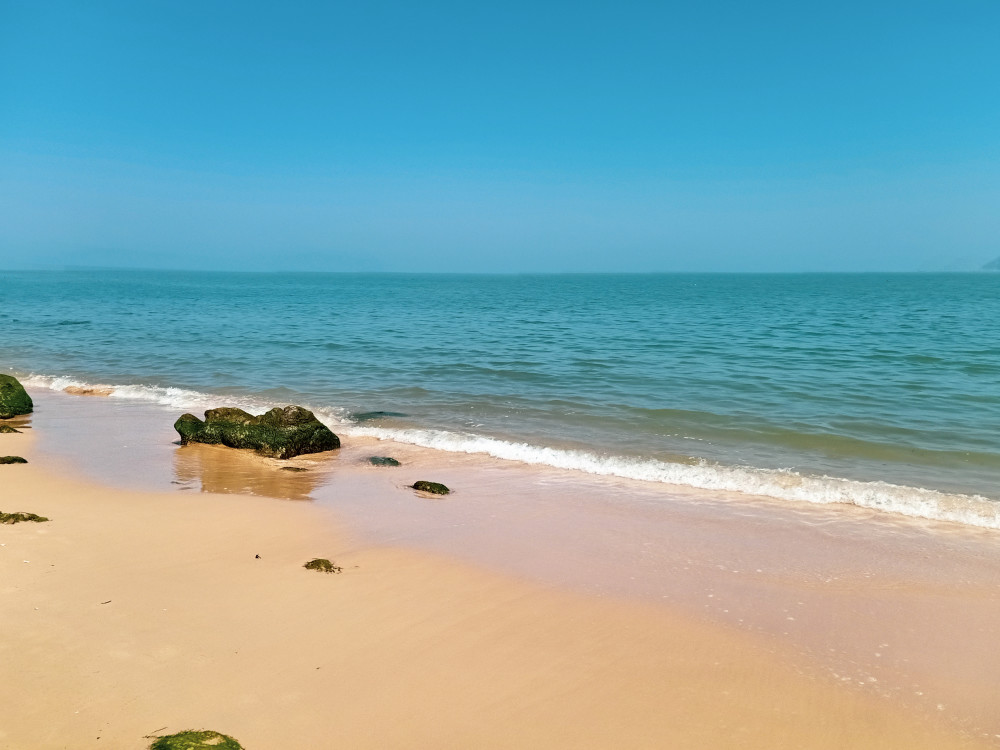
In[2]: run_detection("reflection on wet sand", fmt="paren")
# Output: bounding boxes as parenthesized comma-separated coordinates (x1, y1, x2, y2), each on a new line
(1, 413, 33, 431)
(173, 443, 325, 500)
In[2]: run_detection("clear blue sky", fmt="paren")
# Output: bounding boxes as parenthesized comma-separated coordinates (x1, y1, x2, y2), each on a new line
(1, 0, 998, 271)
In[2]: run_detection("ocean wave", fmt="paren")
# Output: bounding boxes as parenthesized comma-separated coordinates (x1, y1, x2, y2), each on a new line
(345, 425, 1000, 529)
(20, 372, 1000, 530)
(21, 373, 351, 426)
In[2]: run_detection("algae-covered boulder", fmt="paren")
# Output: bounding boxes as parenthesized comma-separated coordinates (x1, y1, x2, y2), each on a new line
(0, 424, 20, 433)
(0, 374, 32, 420)
(368, 455, 401, 467)
(174, 405, 340, 459)
(412, 480, 450, 495)
(0, 456, 27, 464)
(149, 730, 243, 750)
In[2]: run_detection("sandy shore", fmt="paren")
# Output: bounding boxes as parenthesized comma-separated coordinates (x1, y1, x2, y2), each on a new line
(2, 410, 998, 748)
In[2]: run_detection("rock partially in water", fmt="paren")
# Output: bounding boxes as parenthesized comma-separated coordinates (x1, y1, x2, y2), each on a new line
(368, 456, 401, 467)
(0, 374, 32, 420)
(0, 456, 28, 464)
(174, 405, 340, 460)
(412, 480, 450, 495)
(0, 424, 20, 433)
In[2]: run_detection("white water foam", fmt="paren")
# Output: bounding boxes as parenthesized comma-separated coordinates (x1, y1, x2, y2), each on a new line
(21, 373, 354, 424)
(21, 372, 1000, 530)
(343, 425, 1000, 530)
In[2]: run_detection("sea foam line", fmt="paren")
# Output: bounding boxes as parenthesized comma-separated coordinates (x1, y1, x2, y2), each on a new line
(21, 372, 1000, 530)
(346, 425, 1000, 529)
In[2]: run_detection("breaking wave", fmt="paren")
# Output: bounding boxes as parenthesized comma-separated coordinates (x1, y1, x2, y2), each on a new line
(21, 372, 1000, 530)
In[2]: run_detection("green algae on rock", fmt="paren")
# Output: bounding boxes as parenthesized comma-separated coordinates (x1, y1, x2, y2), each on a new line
(174, 405, 340, 459)
(0, 456, 27, 464)
(148, 730, 243, 750)
(368, 455, 401, 467)
(0, 374, 33, 420)
(412, 480, 450, 495)
(0, 511, 48, 524)
(0, 424, 21, 433)
(304, 557, 342, 573)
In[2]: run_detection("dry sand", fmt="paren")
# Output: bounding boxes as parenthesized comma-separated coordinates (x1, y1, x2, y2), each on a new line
(1, 425, 996, 749)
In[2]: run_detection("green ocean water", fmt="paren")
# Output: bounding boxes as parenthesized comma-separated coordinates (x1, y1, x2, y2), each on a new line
(2, 270, 998, 524)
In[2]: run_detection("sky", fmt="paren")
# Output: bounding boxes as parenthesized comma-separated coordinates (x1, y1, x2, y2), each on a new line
(1, 0, 998, 272)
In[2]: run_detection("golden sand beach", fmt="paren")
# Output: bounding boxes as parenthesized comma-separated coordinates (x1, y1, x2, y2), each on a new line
(2, 397, 999, 749)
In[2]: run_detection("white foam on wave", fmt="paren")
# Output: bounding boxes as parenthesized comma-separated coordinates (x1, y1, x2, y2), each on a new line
(346, 425, 1000, 530)
(21, 373, 355, 424)
(20, 372, 1000, 530)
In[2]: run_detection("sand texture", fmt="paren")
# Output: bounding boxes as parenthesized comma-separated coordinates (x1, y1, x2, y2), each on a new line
(1, 422, 996, 749)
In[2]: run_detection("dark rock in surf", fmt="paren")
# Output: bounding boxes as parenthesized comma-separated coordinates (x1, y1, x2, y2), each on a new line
(411, 480, 450, 495)
(174, 405, 340, 460)
(0, 424, 21, 433)
(0, 456, 28, 464)
(368, 456, 401, 467)
(0, 374, 33, 420)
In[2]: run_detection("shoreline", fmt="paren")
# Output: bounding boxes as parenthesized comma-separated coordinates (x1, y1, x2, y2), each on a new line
(15, 371, 1000, 529)
(3, 392, 1000, 747)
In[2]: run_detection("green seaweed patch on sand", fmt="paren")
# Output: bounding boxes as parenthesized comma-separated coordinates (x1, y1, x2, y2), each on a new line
(0, 424, 20, 433)
(368, 455, 401, 467)
(0, 456, 27, 464)
(0, 511, 49, 524)
(304, 558, 342, 573)
(149, 730, 243, 750)
(412, 480, 450, 495)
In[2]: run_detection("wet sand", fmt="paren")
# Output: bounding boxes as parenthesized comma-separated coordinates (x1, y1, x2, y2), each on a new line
(3, 390, 999, 748)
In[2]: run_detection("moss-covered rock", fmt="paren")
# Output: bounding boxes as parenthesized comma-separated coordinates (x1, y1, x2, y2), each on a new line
(304, 557, 342, 573)
(368, 455, 401, 467)
(148, 730, 243, 750)
(174, 405, 340, 459)
(0, 374, 32, 420)
(412, 480, 450, 495)
(0, 456, 27, 464)
(0, 424, 21, 433)
(0, 511, 48, 524)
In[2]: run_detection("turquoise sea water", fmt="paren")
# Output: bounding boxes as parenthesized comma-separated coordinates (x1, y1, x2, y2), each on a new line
(2, 270, 999, 525)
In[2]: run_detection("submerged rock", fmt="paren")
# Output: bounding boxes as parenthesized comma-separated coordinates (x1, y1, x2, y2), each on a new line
(0, 374, 32, 420)
(412, 480, 450, 495)
(64, 385, 114, 397)
(0, 456, 27, 464)
(174, 405, 340, 459)
(353, 410, 408, 422)
(368, 456, 401, 467)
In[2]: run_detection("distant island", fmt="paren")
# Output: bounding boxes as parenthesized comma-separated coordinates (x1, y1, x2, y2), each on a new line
(984, 257, 1000, 271)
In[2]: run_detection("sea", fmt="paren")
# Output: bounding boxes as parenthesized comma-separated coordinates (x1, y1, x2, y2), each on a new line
(2, 270, 999, 527)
